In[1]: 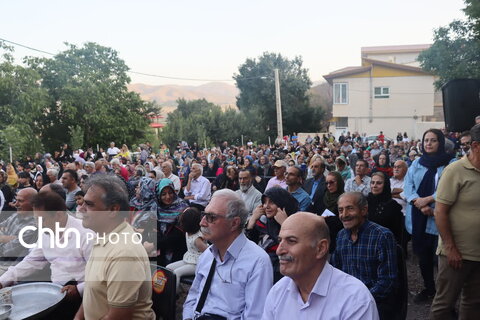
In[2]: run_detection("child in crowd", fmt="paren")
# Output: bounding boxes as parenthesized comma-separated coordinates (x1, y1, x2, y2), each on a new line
(74, 190, 85, 219)
(166, 207, 208, 291)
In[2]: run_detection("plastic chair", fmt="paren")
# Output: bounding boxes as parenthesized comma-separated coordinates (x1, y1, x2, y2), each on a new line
(150, 263, 176, 320)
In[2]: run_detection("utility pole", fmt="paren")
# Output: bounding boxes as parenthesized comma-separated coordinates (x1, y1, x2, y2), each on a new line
(274, 68, 283, 139)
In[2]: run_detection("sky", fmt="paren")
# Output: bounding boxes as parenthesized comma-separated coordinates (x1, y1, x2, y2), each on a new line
(1, 0, 467, 86)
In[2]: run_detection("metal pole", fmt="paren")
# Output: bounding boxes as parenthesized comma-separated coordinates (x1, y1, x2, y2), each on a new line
(241, 135, 244, 147)
(9, 146, 12, 163)
(274, 69, 283, 139)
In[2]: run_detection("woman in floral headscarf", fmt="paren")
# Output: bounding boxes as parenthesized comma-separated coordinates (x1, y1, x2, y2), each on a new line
(129, 177, 158, 231)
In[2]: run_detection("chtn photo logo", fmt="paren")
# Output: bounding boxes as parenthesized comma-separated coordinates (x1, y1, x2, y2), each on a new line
(18, 217, 143, 249)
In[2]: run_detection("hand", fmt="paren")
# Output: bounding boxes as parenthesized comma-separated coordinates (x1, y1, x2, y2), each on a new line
(354, 175, 362, 186)
(143, 241, 154, 253)
(420, 206, 434, 216)
(274, 207, 288, 225)
(414, 197, 430, 209)
(188, 172, 195, 180)
(445, 245, 463, 270)
(252, 205, 265, 221)
(61, 285, 80, 300)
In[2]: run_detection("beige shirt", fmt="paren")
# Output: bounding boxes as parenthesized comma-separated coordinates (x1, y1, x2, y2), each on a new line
(436, 156, 480, 261)
(83, 221, 155, 320)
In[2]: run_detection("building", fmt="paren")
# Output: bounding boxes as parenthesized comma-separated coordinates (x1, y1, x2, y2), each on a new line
(323, 44, 444, 139)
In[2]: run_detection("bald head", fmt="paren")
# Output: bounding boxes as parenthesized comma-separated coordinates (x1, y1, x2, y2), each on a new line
(15, 187, 37, 214)
(282, 212, 330, 247)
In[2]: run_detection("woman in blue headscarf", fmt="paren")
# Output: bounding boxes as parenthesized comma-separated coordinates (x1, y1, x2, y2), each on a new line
(404, 128, 453, 303)
(155, 178, 189, 266)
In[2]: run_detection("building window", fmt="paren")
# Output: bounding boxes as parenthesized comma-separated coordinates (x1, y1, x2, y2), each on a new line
(374, 86, 389, 98)
(333, 83, 348, 104)
(336, 117, 348, 128)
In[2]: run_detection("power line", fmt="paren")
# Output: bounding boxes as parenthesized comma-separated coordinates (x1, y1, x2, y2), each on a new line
(0, 37, 257, 82)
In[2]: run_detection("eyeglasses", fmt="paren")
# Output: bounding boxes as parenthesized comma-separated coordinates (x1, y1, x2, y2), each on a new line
(326, 180, 336, 185)
(201, 211, 228, 223)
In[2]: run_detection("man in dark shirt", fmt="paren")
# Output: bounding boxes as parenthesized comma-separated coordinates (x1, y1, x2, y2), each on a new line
(303, 159, 326, 214)
(332, 192, 397, 320)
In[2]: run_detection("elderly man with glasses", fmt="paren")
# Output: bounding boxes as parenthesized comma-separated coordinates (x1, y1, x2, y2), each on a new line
(183, 189, 273, 320)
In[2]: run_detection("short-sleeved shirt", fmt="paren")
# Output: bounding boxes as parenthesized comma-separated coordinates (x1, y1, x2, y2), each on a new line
(435, 156, 480, 261)
(83, 221, 155, 320)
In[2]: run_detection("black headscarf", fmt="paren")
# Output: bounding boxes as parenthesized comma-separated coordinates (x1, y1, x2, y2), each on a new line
(412, 129, 452, 254)
(262, 187, 299, 216)
(367, 172, 392, 210)
(323, 171, 345, 214)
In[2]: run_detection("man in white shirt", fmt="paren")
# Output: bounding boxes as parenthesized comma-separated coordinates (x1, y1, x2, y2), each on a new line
(262, 212, 378, 320)
(161, 161, 181, 193)
(107, 142, 120, 160)
(0, 191, 93, 318)
(390, 160, 408, 215)
(184, 163, 211, 211)
(235, 169, 262, 218)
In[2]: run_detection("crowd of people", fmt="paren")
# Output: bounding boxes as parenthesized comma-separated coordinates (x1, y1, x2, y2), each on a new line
(0, 120, 479, 319)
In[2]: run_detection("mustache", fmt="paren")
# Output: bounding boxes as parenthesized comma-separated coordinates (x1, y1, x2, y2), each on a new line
(200, 227, 211, 235)
(278, 255, 294, 262)
(341, 216, 353, 222)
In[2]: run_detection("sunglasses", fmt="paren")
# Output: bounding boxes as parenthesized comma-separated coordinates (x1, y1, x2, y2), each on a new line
(201, 211, 228, 223)
(326, 180, 336, 185)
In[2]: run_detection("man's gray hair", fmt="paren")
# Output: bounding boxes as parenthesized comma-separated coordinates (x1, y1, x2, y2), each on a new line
(110, 158, 121, 166)
(84, 161, 95, 168)
(162, 161, 173, 170)
(471, 123, 480, 142)
(338, 191, 368, 209)
(84, 174, 129, 214)
(213, 189, 248, 230)
(47, 168, 59, 177)
(192, 163, 203, 175)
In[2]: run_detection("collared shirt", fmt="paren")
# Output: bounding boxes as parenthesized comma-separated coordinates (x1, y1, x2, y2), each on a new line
(265, 177, 287, 191)
(309, 178, 321, 199)
(167, 173, 181, 193)
(65, 186, 81, 211)
(84, 221, 154, 320)
(0, 213, 37, 258)
(403, 158, 448, 235)
(236, 186, 262, 217)
(184, 175, 211, 207)
(332, 220, 397, 300)
(0, 214, 94, 295)
(183, 232, 273, 320)
(345, 176, 371, 196)
(262, 262, 379, 320)
(289, 187, 312, 211)
(435, 156, 480, 261)
(390, 177, 406, 216)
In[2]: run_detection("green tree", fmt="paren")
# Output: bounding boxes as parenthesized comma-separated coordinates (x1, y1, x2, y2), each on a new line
(418, 20, 480, 89)
(0, 41, 48, 160)
(234, 52, 324, 136)
(464, 0, 480, 36)
(27, 42, 159, 151)
(160, 99, 252, 149)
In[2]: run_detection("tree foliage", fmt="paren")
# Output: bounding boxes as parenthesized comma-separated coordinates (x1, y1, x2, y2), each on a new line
(0, 42, 48, 160)
(234, 52, 324, 136)
(161, 99, 260, 149)
(418, 20, 480, 89)
(25, 42, 159, 151)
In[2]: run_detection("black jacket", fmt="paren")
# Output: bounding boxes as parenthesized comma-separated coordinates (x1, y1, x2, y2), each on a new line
(303, 176, 326, 215)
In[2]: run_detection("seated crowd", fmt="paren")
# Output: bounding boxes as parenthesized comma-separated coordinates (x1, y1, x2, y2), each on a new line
(0, 124, 478, 319)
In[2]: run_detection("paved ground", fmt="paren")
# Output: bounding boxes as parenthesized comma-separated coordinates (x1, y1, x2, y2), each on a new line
(174, 242, 435, 320)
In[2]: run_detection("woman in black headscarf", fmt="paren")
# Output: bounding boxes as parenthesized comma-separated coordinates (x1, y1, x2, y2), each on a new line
(322, 171, 345, 253)
(404, 128, 453, 302)
(245, 187, 299, 283)
(367, 172, 403, 244)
